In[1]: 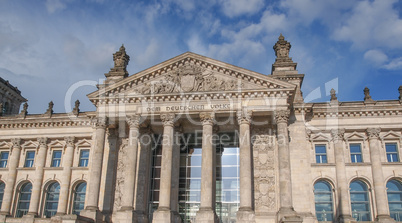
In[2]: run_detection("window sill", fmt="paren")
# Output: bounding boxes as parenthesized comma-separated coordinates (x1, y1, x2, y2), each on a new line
(345, 162, 371, 166)
(16, 167, 35, 170)
(0, 167, 9, 171)
(382, 162, 402, 165)
(43, 167, 63, 170)
(311, 163, 336, 167)
(71, 167, 89, 170)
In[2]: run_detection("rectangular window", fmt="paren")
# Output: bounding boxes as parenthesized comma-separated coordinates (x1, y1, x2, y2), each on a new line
(350, 144, 363, 163)
(51, 150, 62, 167)
(386, 143, 399, 162)
(79, 150, 89, 167)
(0, 151, 9, 168)
(24, 151, 35, 167)
(315, 145, 327, 163)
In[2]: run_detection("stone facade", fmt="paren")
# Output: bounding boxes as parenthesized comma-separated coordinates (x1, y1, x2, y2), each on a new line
(0, 35, 401, 223)
(0, 77, 26, 116)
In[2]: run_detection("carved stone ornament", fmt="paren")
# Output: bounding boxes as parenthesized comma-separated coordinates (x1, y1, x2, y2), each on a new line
(330, 88, 337, 101)
(273, 34, 293, 63)
(91, 117, 108, 129)
(275, 110, 290, 123)
(11, 138, 22, 148)
(20, 102, 28, 117)
(160, 113, 175, 126)
(366, 128, 381, 139)
(253, 129, 276, 211)
(237, 110, 252, 125)
(331, 128, 345, 142)
(37, 137, 48, 146)
(200, 112, 215, 125)
(364, 87, 373, 102)
(64, 137, 75, 147)
(126, 114, 141, 129)
(45, 101, 54, 115)
(139, 62, 239, 94)
(72, 100, 80, 115)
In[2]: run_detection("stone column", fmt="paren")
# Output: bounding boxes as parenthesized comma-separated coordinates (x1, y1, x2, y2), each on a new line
(134, 125, 153, 222)
(81, 117, 107, 219)
(196, 112, 218, 223)
(275, 110, 301, 222)
(0, 138, 22, 216)
(28, 137, 48, 216)
(170, 125, 181, 214)
(366, 128, 394, 223)
(120, 115, 141, 211)
(331, 129, 354, 222)
(56, 137, 75, 215)
(153, 113, 180, 223)
(236, 111, 255, 222)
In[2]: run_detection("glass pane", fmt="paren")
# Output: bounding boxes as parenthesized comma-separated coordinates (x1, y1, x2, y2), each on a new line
(315, 145, 326, 153)
(350, 193, 369, 201)
(350, 144, 361, 153)
(387, 180, 402, 191)
(386, 144, 398, 152)
(350, 181, 366, 191)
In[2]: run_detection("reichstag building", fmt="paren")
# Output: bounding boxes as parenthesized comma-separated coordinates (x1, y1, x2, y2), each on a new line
(0, 35, 401, 223)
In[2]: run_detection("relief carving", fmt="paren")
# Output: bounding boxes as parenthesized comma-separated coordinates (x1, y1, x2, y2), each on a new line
(113, 138, 128, 211)
(252, 129, 277, 211)
(139, 62, 240, 94)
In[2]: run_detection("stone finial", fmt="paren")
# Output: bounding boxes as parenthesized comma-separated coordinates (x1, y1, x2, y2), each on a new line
(330, 88, 337, 101)
(72, 100, 80, 116)
(104, 44, 130, 84)
(273, 34, 293, 63)
(45, 101, 54, 115)
(20, 102, 28, 118)
(398, 86, 402, 101)
(363, 87, 374, 102)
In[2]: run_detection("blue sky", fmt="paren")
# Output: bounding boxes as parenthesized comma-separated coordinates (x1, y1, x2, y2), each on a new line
(0, 0, 401, 113)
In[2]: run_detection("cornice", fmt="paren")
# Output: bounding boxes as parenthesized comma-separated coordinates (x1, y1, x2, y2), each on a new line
(0, 113, 93, 129)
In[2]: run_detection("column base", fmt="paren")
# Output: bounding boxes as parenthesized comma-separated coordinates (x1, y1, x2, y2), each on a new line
(152, 208, 182, 223)
(236, 207, 255, 223)
(22, 214, 36, 223)
(80, 207, 104, 222)
(278, 207, 302, 223)
(195, 208, 218, 223)
(337, 214, 356, 223)
(0, 214, 7, 223)
(114, 209, 149, 223)
(376, 215, 396, 223)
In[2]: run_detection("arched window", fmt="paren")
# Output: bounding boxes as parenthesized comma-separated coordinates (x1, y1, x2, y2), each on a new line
(0, 181, 5, 209)
(387, 180, 402, 221)
(350, 180, 371, 221)
(16, 182, 32, 217)
(44, 182, 60, 218)
(2, 102, 8, 115)
(314, 181, 334, 221)
(72, 182, 86, 215)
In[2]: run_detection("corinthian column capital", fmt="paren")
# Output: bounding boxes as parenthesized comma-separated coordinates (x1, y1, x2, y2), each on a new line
(366, 128, 381, 139)
(200, 112, 215, 125)
(37, 137, 48, 147)
(331, 128, 345, 142)
(275, 110, 290, 123)
(160, 113, 175, 127)
(127, 114, 142, 129)
(237, 110, 252, 125)
(92, 117, 108, 129)
(64, 137, 75, 147)
(11, 138, 22, 148)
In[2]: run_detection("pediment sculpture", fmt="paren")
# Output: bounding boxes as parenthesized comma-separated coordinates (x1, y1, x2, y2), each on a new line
(139, 62, 241, 94)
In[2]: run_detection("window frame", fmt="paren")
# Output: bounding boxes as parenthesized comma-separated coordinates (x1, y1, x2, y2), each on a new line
(350, 180, 372, 221)
(314, 180, 334, 221)
(349, 143, 363, 163)
(385, 142, 399, 163)
(51, 150, 62, 167)
(43, 182, 60, 218)
(0, 151, 9, 168)
(387, 179, 402, 221)
(78, 149, 90, 167)
(71, 181, 87, 215)
(24, 151, 35, 168)
(15, 182, 32, 218)
(0, 181, 5, 209)
(315, 144, 328, 164)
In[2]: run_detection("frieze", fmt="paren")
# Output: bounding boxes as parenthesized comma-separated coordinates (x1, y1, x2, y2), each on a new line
(0, 120, 92, 129)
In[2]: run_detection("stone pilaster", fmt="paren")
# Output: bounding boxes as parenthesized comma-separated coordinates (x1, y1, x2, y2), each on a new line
(331, 129, 354, 223)
(275, 110, 301, 223)
(196, 112, 218, 223)
(0, 138, 22, 216)
(56, 137, 75, 215)
(236, 110, 255, 223)
(80, 117, 107, 221)
(28, 137, 48, 216)
(366, 128, 395, 223)
(153, 113, 181, 223)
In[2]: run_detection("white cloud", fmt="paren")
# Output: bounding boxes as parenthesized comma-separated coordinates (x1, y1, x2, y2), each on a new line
(383, 57, 402, 70)
(220, 0, 265, 18)
(45, 0, 66, 14)
(364, 49, 388, 66)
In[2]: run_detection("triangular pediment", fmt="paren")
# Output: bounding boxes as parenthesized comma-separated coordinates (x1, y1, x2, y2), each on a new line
(88, 52, 296, 100)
